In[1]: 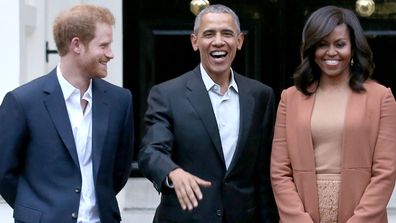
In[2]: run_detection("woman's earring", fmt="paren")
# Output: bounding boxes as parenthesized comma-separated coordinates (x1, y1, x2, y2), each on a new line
(351, 58, 354, 66)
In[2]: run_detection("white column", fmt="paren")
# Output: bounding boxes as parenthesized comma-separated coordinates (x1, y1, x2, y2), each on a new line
(0, 0, 23, 103)
(23, 0, 47, 84)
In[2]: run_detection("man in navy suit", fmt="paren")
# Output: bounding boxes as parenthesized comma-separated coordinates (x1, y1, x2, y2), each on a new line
(138, 4, 278, 223)
(0, 4, 133, 223)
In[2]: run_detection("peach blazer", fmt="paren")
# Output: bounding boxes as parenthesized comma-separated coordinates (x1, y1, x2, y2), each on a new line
(271, 81, 396, 223)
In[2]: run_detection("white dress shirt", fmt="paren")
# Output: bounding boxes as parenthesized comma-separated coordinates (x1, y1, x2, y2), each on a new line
(200, 64, 240, 169)
(57, 65, 100, 223)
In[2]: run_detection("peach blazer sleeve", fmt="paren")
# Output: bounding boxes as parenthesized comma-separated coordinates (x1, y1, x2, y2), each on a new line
(271, 89, 315, 223)
(347, 88, 396, 222)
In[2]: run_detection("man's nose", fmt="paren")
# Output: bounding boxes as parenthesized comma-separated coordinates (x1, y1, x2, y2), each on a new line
(106, 47, 114, 59)
(213, 33, 225, 46)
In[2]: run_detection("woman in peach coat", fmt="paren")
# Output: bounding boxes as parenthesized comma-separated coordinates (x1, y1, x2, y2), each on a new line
(270, 6, 396, 223)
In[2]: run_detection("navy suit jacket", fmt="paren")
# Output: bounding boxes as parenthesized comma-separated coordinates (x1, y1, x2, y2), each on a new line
(0, 68, 134, 223)
(138, 66, 279, 223)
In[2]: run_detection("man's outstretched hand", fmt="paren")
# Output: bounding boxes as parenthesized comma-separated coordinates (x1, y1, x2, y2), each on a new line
(168, 168, 212, 211)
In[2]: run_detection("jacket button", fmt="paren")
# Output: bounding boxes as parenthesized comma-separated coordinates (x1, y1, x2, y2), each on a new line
(75, 187, 81, 193)
(71, 212, 77, 219)
(216, 209, 222, 216)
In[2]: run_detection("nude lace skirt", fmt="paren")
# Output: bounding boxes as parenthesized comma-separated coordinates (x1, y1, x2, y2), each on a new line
(317, 174, 341, 223)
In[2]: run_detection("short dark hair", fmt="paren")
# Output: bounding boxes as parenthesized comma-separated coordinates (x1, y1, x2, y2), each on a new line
(293, 5, 374, 95)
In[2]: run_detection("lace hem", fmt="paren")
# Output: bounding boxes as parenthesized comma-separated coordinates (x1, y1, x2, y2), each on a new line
(317, 174, 340, 223)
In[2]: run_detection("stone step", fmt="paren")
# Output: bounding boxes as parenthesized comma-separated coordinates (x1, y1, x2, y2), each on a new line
(117, 177, 158, 222)
(119, 177, 160, 210)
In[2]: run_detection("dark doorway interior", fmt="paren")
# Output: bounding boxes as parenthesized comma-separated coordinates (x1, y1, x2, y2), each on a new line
(368, 34, 396, 95)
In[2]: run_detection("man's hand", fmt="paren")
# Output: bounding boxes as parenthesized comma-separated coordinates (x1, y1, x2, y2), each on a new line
(168, 168, 211, 211)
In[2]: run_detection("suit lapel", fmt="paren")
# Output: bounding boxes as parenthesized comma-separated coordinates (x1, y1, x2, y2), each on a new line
(226, 74, 254, 174)
(186, 67, 225, 166)
(91, 79, 110, 178)
(43, 69, 80, 167)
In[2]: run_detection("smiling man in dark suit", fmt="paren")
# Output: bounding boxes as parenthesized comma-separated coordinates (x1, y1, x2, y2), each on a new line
(138, 4, 279, 223)
(0, 4, 133, 223)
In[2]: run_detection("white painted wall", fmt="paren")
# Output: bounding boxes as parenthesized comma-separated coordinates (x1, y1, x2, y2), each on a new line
(0, 0, 22, 102)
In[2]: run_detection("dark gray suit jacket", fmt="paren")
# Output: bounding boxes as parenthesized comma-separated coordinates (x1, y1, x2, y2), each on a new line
(138, 66, 279, 223)
(0, 68, 134, 223)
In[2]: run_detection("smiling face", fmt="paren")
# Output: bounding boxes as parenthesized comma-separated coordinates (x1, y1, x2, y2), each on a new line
(79, 22, 114, 79)
(314, 23, 352, 82)
(191, 12, 244, 78)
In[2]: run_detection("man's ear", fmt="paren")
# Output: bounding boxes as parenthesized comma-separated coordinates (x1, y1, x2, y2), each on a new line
(190, 33, 199, 51)
(237, 32, 244, 50)
(70, 37, 82, 54)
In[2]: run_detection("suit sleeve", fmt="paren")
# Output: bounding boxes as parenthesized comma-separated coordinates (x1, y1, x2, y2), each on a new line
(0, 92, 28, 207)
(257, 88, 280, 222)
(270, 90, 314, 222)
(112, 90, 134, 194)
(347, 88, 396, 222)
(137, 85, 179, 192)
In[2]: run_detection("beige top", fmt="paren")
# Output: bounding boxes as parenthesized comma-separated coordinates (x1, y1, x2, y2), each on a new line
(311, 87, 350, 174)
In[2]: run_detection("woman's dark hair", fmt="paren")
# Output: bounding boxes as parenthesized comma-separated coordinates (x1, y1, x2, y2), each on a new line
(293, 5, 374, 95)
